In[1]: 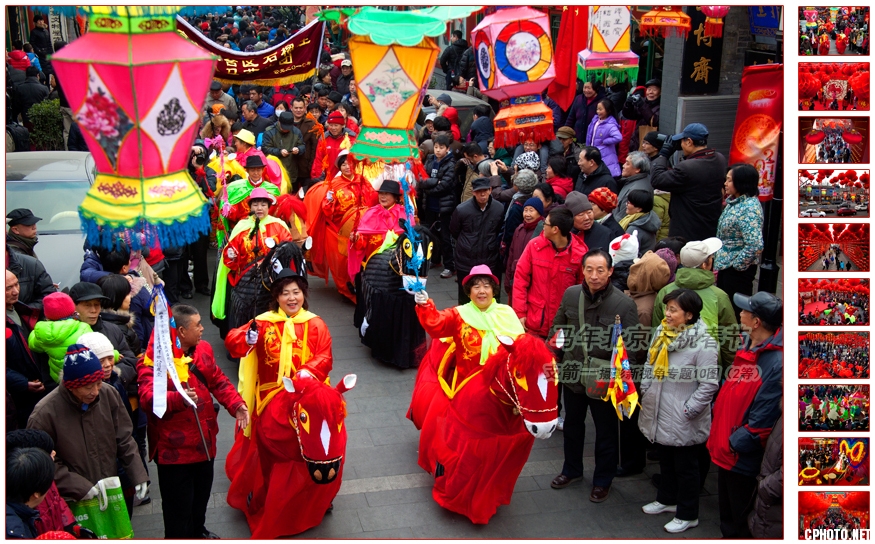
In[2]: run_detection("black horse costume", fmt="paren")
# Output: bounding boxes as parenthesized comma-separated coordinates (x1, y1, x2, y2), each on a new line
(212, 240, 308, 338)
(354, 219, 433, 369)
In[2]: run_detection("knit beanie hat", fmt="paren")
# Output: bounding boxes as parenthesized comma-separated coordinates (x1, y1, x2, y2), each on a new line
(655, 247, 679, 283)
(77, 332, 115, 360)
(43, 292, 77, 321)
(588, 187, 618, 212)
(513, 168, 539, 194)
(564, 191, 592, 215)
(523, 197, 545, 217)
(513, 151, 540, 172)
(609, 231, 639, 263)
(62, 344, 104, 389)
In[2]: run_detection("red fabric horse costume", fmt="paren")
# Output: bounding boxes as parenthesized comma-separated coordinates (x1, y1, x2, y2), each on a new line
(225, 374, 356, 538)
(412, 333, 559, 524)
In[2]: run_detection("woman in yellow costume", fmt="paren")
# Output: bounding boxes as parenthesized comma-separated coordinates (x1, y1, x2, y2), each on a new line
(304, 149, 377, 303)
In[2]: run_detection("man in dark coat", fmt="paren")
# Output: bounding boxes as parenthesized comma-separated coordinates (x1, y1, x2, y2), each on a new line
(262, 111, 306, 185)
(241, 100, 272, 136)
(439, 30, 468, 90)
(421, 134, 458, 278)
(335, 59, 354, 97)
(5, 245, 55, 311)
(575, 146, 618, 195)
(6, 209, 42, 259)
(28, 14, 53, 69)
(14, 66, 49, 124)
(289, 96, 319, 192)
(651, 123, 727, 240)
(549, 248, 640, 503)
(6, 270, 48, 428)
(450, 177, 504, 305)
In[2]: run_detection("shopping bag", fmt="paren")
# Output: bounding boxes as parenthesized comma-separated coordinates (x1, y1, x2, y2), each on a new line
(67, 477, 134, 539)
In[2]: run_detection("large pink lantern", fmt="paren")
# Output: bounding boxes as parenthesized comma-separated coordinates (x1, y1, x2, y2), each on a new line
(51, 7, 217, 250)
(472, 7, 556, 148)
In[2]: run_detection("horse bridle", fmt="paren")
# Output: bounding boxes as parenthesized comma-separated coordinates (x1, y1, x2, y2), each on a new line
(288, 402, 344, 466)
(492, 355, 556, 417)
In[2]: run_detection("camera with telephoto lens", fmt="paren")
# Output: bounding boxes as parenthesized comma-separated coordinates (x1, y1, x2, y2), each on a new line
(191, 147, 207, 167)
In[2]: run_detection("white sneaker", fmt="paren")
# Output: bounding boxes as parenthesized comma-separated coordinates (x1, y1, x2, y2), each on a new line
(664, 518, 698, 533)
(642, 501, 677, 515)
(556, 416, 564, 431)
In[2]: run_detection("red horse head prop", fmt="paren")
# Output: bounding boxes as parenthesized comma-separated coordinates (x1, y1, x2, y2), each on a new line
(487, 334, 559, 439)
(264, 373, 357, 485)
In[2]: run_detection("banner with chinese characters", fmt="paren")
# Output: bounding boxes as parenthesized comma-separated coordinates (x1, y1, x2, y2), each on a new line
(176, 16, 324, 86)
(680, 9, 723, 94)
(729, 63, 783, 202)
(747, 6, 781, 37)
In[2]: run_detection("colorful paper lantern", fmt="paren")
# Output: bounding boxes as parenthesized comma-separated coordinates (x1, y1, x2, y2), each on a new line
(349, 35, 439, 163)
(577, 6, 639, 84)
(321, 7, 479, 164)
(472, 7, 557, 147)
(700, 6, 730, 38)
(804, 9, 819, 28)
(51, 6, 217, 250)
(639, 7, 692, 39)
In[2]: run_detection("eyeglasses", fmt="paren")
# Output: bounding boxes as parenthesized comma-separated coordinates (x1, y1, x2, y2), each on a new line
(543, 222, 553, 228)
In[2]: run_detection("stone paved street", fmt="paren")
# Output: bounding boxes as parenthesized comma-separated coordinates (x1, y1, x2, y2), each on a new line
(131, 263, 724, 539)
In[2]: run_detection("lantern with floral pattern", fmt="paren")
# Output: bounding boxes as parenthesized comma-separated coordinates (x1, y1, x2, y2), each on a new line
(50, 6, 217, 250)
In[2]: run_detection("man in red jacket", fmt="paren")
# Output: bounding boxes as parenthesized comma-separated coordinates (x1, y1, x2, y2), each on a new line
(137, 304, 248, 539)
(512, 208, 586, 337)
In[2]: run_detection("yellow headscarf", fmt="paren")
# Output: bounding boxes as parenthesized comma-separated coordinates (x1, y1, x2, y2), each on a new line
(238, 307, 318, 436)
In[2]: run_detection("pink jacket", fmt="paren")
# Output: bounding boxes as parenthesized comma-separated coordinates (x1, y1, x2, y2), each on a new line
(511, 233, 587, 337)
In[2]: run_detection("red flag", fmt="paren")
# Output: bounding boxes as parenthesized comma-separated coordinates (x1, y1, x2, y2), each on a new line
(548, 6, 589, 112)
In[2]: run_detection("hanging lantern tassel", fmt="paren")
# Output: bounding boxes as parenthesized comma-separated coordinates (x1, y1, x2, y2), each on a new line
(701, 6, 730, 38)
(492, 95, 555, 149)
(639, 8, 692, 39)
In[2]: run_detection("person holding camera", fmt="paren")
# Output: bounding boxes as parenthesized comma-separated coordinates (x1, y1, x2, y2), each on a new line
(650, 123, 727, 241)
(188, 142, 218, 296)
(622, 79, 661, 153)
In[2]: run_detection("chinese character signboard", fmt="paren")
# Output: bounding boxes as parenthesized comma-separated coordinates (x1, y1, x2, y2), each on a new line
(176, 16, 324, 85)
(680, 9, 722, 94)
(748, 6, 781, 38)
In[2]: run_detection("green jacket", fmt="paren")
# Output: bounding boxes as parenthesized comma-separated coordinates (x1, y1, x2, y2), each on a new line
(652, 267, 737, 370)
(653, 191, 671, 243)
(28, 319, 93, 383)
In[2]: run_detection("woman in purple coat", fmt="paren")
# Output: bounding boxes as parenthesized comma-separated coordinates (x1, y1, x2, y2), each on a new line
(585, 99, 623, 177)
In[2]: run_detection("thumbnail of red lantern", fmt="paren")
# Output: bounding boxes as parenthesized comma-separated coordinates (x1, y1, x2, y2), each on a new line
(472, 7, 557, 148)
(639, 7, 692, 39)
(843, 130, 864, 145)
(51, 7, 216, 250)
(805, 130, 826, 145)
(701, 6, 730, 38)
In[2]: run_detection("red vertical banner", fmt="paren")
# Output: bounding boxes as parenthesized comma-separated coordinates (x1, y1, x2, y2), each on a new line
(547, 6, 589, 111)
(729, 63, 784, 202)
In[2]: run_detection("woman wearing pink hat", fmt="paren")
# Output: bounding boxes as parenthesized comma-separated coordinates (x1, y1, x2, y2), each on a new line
(409, 264, 525, 420)
(214, 188, 293, 325)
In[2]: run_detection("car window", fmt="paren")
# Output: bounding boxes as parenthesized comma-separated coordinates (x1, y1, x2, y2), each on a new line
(6, 180, 91, 234)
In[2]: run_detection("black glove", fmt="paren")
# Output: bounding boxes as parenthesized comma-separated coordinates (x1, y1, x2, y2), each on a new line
(627, 93, 644, 108)
(659, 136, 680, 159)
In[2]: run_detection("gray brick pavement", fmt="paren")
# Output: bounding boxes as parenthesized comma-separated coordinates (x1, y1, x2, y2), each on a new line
(131, 266, 722, 539)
